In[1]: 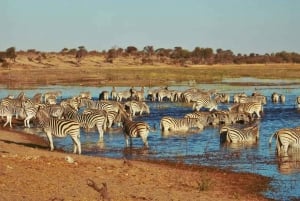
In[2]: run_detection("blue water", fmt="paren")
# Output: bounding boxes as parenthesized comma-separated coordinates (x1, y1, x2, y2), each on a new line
(2, 78, 300, 201)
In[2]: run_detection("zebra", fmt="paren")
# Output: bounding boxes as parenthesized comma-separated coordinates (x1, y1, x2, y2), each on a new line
(233, 92, 247, 103)
(220, 124, 259, 143)
(279, 94, 286, 103)
(160, 116, 204, 132)
(269, 127, 300, 156)
(64, 106, 108, 141)
(229, 102, 263, 118)
(83, 108, 120, 128)
(79, 98, 122, 113)
(180, 88, 213, 103)
(184, 111, 216, 127)
(0, 105, 15, 128)
(271, 92, 279, 103)
(44, 91, 62, 103)
(192, 98, 218, 111)
(116, 87, 136, 102)
(111, 86, 117, 101)
(21, 99, 38, 128)
(119, 109, 150, 147)
(296, 96, 300, 108)
(99, 91, 109, 101)
(156, 87, 175, 102)
(124, 101, 150, 117)
(61, 97, 80, 111)
(134, 86, 145, 101)
(214, 93, 230, 104)
(238, 96, 266, 105)
(36, 108, 81, 154)
(79, 91, 92, 99)
(40, 103, 65, 119)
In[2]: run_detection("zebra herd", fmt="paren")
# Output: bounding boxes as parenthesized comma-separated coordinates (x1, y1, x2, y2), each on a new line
(1, 86, 300, 157)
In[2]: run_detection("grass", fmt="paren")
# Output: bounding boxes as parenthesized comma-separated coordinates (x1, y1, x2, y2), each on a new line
(1, 54, 300, 89)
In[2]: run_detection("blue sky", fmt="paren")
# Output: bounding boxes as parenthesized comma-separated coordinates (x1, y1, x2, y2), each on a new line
(1, 0, 299, 54)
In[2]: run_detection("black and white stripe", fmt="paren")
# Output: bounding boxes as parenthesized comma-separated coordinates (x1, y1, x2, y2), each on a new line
(64, 107, 107, 141)
(269, 127, 300, 156)
(220, 125, 259, 143)
(230, 102, 263, 118)
(36, 108, 81, 154)
(119, 110, 150, 147)
(21, 99, 38, 128)
(124, 101, 150, 117)
(192, 97, 218, 111)
(160, 116, 204, 132)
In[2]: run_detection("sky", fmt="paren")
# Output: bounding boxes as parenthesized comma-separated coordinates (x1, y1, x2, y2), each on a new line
(1, 0, 299, 54)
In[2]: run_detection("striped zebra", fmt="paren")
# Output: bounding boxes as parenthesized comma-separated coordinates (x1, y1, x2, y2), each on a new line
(157, 88, 175, 102)
(296, 96, 300, 108)
(39, 103, 65, 119)
(99, 91, 109, 101)
(79, 98, 122, 113)
(79, 91, 92, 99)
(192, 97, 218, 111)
(269, 127, 300, 156)
(64, 106, 107, 141)
(36, 108, 81, 154)
(0, 105, 15, 128)
(44, 91, 62, 103)
(119, 109, 150, 147)
(229, 102, 263, 118)
(220, 124, 259, 143)
(116, 87, 136, 102)
(279, 94, 286, 103)
(214, 93, 230, 104)
(160, 116, 204, 132)
(21, 99, 38, 128)
(271, 92, 279, 103)
(238, 95, 266, 105)
(233, 92, 247, 103)
(111, 86, 117, 101)
(184, 111, 215, 127)
(134, 86, 145, 101)
(124, 101, 150, 117)
(83, 108, 120, 128)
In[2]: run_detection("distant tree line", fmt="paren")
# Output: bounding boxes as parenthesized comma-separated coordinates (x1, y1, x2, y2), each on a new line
(1, 45, 300, 67)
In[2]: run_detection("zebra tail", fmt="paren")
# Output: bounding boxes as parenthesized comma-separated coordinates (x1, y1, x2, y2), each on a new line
(269, 131, 277, 145)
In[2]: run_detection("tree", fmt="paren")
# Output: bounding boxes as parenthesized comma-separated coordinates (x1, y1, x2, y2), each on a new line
(75, 46, 87, 64)
(143, 46, 154, 57)
(6, 47, 17, 62)
(125, 46, 138, 55)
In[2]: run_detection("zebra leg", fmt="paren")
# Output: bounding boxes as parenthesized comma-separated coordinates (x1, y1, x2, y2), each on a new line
(125, 135, 130, 147)
(45, 131, 55, 151)
(24, 117, 31, 128)
(141, 136, 149, 147)
(71, 135, 81, 154)
(4, 115, 12, 128)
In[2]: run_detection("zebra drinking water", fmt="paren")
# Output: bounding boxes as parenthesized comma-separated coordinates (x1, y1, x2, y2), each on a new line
(269, 127, 300, 156)
(220, 124, 259, 143)
(160, 116, 204, 132)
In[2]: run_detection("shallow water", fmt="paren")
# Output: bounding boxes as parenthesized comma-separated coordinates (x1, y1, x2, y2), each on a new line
(2, 78, 300, 201)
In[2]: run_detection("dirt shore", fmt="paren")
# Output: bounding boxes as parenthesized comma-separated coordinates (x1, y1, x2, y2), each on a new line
(0, 127, 271, 201)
